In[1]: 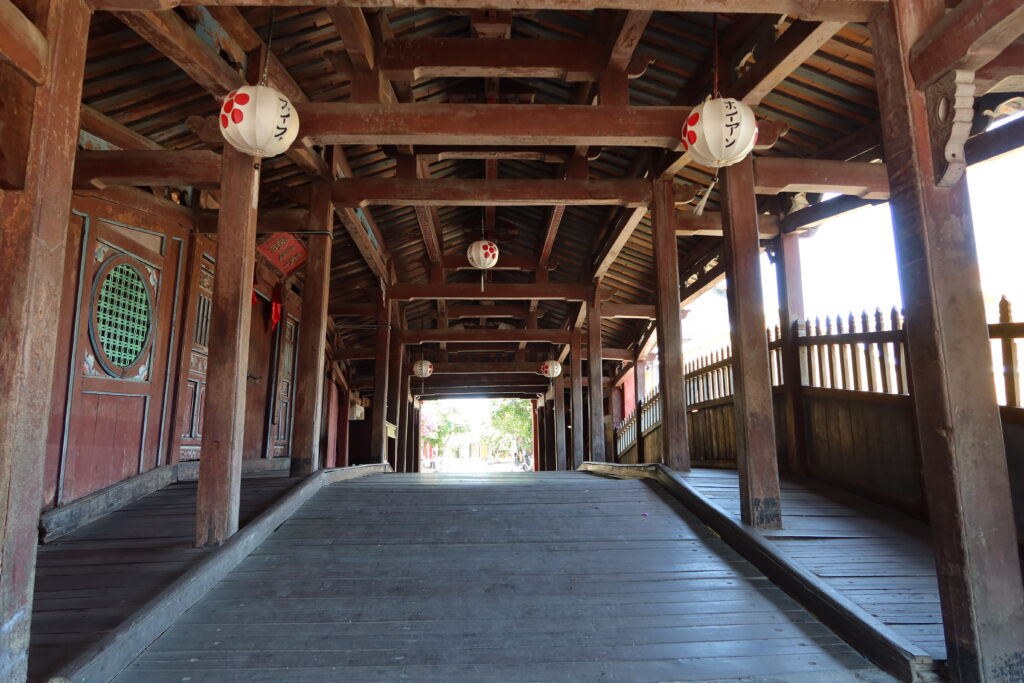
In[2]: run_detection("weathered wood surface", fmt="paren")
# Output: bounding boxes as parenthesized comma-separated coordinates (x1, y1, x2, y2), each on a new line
(683, 468, 946, 662)
(29, 474, 299, 682)
(112, 472, 889, 682)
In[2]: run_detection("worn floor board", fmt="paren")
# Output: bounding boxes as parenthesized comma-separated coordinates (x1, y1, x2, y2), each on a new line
(683, 468, 946, 661)
(28, 474, 300, 682)
(114, 472, 891, 682)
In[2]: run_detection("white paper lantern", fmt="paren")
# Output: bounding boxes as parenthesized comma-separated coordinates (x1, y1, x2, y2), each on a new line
(467, 240, 499, 269)
(681, 98, 757, 169)
(412, 360, 434, 379)
(219, 85, 300, 158)
(539, 360, 562, 378)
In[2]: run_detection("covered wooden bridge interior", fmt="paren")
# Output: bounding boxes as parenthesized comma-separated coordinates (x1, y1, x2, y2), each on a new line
(2, 0, 1024, 681)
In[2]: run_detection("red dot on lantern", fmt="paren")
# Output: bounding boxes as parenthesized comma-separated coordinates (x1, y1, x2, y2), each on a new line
(224, 100, 234, 113)
(688, 112, 700, 127)
(235, 92, 250, 105)
(220, 114, 228, 128)
(682, 140, 689, 151)
(231, 109, 244, 124)
(687, 130, 697, 144)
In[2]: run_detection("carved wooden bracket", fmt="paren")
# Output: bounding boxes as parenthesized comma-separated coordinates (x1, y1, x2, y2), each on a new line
(925, 69, 976, 187)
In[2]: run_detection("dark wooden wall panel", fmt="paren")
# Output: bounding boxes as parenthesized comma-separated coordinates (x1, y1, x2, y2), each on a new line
(63, 394, 146, 502)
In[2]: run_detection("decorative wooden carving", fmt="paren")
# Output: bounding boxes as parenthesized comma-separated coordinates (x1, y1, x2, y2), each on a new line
(924, 68, 976, 187)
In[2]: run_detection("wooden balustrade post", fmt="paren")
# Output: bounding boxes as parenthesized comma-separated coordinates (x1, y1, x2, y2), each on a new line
(872, 1, 1024, 677)
(0, 1, 90, 675)
(587, 286, 607, 462)
(290, 183, 333, 477)
(722, 155, 782, 529)
(652, 180, 690, 470)
(1001, 297, 1020, 407)
(775, 231, 807, 474)
(370, 299, 392, 464)
(196, 146, 262, 547)
(552, 374, 568, 470)
(634, 359, 647, 463)
(570, 329, 585, 468)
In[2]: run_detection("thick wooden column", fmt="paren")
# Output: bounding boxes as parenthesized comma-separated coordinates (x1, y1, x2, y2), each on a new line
(290, 184, 333, 477)
(0, 1, 89, 677)
(410, 401, 420, 472)
(587, 289, 606, 462)
(531, 398, 540, 471)
(397, 368, 411, 472)
(775, 231, 807, 475)
(195, 147, 261, 547)
(634, 358, 647, 463)
(872, 2, 1024, 677)
(552, 375, 568, 470)
(651, 181, 690, 470)
(722, 157, 783, 529)
(385, 323, 404, 471)
(569, 330, 585, 468)
(337, 392, 351, 468)
(324, 381, 339, 469)
(370, 300, 392, 464)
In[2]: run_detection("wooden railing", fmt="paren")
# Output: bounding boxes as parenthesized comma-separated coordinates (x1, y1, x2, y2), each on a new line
(613, 297, 1024, 458)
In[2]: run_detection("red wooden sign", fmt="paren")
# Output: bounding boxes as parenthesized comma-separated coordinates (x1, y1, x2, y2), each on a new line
(258, 232, 307, 276)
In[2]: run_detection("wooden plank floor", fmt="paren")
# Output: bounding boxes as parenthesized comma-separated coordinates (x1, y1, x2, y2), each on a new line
(682, 468, 946, 660)
(29, 473, 300, 682)
(113, 472, 892, 682)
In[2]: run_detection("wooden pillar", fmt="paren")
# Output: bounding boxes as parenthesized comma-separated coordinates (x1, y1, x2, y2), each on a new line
(196, 147, 261, 547)
(651, 181, 690, 470)
(397, 368, 411, 472)
(0, 1, 90, 677)
(290, 184, 333, 477)
(337, 392, 351, 468)
(587, 288, 606, 462)
(775, 231, 807, 475)
(324, 380, 339, 469)
(537, 400, 549, 471)
(531, 398, 540, 471)
(385, 323, 404, 471)
(872, 2, 1024, 677)
(634, 359, 647, 463)
(410, 401, 420, 472)
(552, 374, 567, 470)
(722, 156, 783, 529)
(370, 299, 391, 464)
(569, 330, 585, 468)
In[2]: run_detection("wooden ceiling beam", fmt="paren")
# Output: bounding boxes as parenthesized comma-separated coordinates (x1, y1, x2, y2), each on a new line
(367, 38, 650, 81)
(603, 303, 656, 320)
(416, 146, 572, 163)
(329, 302, 377, 317)
(446, 304, 531, 319)
(79, 106, 163, 151)
(294, 103, 690, 149)
(331, 177, 652, 208)
(676, 211, 780, 239)
(73, 150, 221, 189)
(753, 158, 890, 198)
(592, 205, 648, 280)
(0, 0, 47, 84)
(196, 208, 310, 235)
(389, 283, 588, 302)
(403, 329, 573, 345)
(443, 253, 538, 271)
(429, 362, 544, 375)
(910, 0, 1024, 90)
(92, 1, 882, 23)
(726, 20, 846, 106)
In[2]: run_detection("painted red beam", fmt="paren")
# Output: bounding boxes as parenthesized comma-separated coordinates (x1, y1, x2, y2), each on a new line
(753, 158, 890, 199)
(910, 0, 1024, 89)
(389, 283, 588, 302)
(296, 103, 690, 150)
(0, 0, 47, 84)
(375, 38, 648, 81)
(403, 329, 572, 344)
(91, 0, 882, 23)
(73, 150, 221, 189)
(331, 177, 651, 208)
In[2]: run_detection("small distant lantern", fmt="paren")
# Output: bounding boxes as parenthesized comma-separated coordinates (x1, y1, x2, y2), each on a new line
(539, 360, 562, 378)
(413, 360, 434, 379)
(467, 240, 500, 269)
(681, 97, 757, 169)
(220, 85, 300, 158)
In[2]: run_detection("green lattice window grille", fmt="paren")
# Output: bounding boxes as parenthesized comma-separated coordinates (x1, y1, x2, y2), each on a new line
(89, 255, 156, 379)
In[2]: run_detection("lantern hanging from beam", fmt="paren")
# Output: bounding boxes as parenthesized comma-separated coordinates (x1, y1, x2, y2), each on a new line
(681, 97, 757, 169)
(220, 85, 300, 158)
(539, 360, 562, 378)
(412, 360, 434, 379)
(467, 240, 500, 269)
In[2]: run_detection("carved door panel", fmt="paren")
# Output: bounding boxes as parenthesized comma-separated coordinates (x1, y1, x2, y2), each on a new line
(270, 315, 298, 459)
(244, 296, 274, 459)
(173, 238, 215, 462)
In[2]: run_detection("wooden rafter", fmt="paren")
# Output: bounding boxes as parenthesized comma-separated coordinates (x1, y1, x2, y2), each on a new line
(389, 283, 588, 301)
(0, 0, 47, 84)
